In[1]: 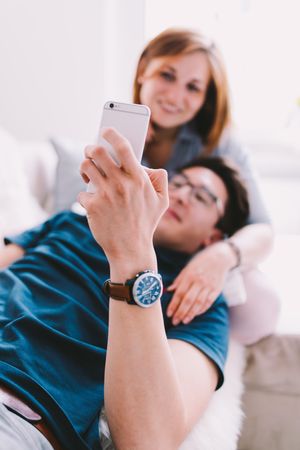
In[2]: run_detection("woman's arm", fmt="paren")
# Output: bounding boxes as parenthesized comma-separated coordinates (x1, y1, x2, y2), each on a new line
(224, 222, 274, 267)
(167, 223, 274, 325)
(165, 130, 275, 324)
(0, 243, 25, 269)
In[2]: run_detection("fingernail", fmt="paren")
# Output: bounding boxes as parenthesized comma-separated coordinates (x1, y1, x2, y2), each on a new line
(183, 317, 190, 324)
(173, 318, 179, 326)
(167, 310, 172, 317)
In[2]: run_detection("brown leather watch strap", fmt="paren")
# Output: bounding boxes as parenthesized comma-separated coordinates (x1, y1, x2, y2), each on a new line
(103, 280, 132, 302)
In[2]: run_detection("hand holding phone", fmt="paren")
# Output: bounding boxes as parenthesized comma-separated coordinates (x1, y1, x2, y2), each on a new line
(87, 101, 150, 192)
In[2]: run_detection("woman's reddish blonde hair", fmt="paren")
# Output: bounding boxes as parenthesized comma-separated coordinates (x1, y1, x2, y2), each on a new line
(133, 28, 231, 153)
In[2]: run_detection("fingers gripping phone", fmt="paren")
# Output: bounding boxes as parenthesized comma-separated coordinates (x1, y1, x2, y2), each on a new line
(87, 101, 151, 192)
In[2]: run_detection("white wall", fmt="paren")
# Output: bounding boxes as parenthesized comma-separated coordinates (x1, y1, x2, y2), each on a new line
(0, 0, 145, 140)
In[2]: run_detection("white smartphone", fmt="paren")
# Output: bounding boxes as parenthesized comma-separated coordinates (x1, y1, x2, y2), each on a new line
(99, 101, 150, 160)
(87, 101, 150, 192)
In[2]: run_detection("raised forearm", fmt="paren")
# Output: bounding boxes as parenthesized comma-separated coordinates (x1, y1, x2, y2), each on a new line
(105, 252, 187, 450)
(78, 129, 186, 448)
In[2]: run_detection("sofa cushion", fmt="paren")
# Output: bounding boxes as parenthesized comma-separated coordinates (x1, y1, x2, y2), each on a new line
(50, 137, 86, 212)
(0, 127, 48, 244)
(19, 140, 57, 210)
(238, 334, 300, 450)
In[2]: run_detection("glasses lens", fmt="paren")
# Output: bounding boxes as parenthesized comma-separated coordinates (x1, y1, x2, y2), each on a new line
(169, 173, 222, 214)
(169, 174, 187, 189)
(193, 187, 213, 206)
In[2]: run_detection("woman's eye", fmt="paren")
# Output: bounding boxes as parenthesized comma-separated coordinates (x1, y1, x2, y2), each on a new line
(160, 71, 175, 82)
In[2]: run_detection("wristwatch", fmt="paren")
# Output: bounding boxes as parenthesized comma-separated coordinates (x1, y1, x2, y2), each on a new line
(103, 270, 163, 308)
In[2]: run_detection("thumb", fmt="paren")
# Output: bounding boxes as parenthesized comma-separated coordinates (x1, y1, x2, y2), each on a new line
(77, 191, 94, 211)
(144, 167, 168, 196)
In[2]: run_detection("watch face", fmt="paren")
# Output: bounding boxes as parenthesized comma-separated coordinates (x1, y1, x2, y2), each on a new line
(132, 272, 163, 308)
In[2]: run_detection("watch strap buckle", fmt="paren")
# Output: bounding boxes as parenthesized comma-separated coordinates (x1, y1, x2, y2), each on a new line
(103, 279, 133, 303)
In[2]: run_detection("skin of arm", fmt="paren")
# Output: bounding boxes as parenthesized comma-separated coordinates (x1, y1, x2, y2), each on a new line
(0, 243, 25, 269)
(78, 128, 219, 450)
(226, 222, 274, 267)
(167, 222, 274, 325)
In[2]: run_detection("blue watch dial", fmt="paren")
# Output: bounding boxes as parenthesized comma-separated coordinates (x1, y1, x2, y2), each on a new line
(132, 272, 162, 308)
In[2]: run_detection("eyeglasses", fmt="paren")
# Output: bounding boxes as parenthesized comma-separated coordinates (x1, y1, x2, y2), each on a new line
(169, 172, 224, 218)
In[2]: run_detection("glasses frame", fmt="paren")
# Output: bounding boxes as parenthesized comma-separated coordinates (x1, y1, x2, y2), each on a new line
(169, 172, 224, 219)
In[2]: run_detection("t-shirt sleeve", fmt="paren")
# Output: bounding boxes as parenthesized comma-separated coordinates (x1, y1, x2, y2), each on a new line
(216, 134, 271, 225)
(166, 294, 229, 390)
(4, 214, 58, 250)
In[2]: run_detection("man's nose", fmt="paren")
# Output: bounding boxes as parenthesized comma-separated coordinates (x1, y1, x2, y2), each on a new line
(171, 185, 191, 204)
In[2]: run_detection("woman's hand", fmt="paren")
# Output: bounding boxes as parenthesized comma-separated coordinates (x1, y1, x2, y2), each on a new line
(166, 243, 234, 325)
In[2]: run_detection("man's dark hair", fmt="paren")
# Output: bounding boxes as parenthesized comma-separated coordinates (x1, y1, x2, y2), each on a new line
(177, 157, 250, 236)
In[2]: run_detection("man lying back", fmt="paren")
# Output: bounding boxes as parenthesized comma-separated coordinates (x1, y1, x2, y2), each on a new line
(0, 128, 248, 450)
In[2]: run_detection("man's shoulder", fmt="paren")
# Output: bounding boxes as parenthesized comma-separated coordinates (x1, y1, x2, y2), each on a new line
(156, 247, 191, 270)
(50, 210, 87, 228)
(41, 211, 90, 246)
(155, 246, 192, 288)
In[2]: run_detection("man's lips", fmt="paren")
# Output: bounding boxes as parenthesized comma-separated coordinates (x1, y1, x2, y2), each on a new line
(166, 208, 181, 222)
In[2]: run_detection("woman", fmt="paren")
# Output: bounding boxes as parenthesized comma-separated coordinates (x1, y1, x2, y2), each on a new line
(133, 28, 280, 344)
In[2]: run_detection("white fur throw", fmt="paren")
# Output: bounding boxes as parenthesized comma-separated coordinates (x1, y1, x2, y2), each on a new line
(180, 339, 245, 450)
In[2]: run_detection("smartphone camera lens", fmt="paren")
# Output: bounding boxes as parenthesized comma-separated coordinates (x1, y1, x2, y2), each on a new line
(109, 103, 114, 109)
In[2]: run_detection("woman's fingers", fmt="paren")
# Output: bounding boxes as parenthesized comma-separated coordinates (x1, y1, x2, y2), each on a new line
(181, 287, 213, 323)
(166, 277, 191, 318)
(172, 288, 202, 325)
(168, 283, 216, 325)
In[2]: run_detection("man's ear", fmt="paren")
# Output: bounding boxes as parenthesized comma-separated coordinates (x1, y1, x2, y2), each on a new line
(202, 228, 224, 247)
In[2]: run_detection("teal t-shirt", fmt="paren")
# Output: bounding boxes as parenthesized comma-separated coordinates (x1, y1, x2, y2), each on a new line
(0, 211, 228, 449)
